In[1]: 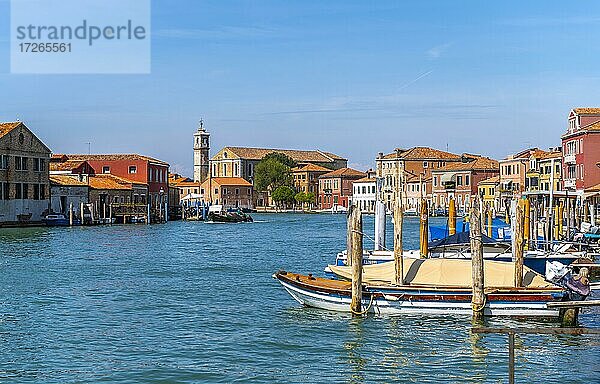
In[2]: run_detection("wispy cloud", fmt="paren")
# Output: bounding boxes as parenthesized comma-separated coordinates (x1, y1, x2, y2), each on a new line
(499, 16, 600, 27)
(154, 26, 275, 40)
(426, 43, 452, 59)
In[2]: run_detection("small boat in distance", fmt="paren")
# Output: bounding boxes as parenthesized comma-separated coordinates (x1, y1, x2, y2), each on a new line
(42, 214, 80, 226)
(206, 205, 253, 223)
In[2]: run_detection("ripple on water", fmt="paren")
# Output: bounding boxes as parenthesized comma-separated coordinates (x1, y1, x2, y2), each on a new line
(0, 215, 599, 383)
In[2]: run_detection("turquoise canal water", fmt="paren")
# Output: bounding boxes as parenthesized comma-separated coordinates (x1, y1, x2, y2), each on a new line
(1, 214, 599, 383)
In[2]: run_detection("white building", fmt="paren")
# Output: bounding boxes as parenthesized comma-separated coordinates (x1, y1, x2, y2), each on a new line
(49, 175, 89, 217)
(351, 174, 377, 213)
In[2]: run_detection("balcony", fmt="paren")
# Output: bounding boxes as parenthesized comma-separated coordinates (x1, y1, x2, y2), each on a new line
(564, 179, 576, 189)
(564, 154, 576, 164)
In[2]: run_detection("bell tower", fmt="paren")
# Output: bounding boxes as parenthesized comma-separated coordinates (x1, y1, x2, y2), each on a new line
(193, 119, 210, 182)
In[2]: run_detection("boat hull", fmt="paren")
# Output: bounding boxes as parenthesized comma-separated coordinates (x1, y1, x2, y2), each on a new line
(275, 272, 564, 318)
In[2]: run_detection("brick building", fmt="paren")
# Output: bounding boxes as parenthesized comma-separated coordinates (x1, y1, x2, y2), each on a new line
(562, 108, 600, 194)
(0, 122, 51, 225)
(432, 156, 499, 213)
(376, 147, 467, 211)
(54, 154, 169, 210)
(318, 168, 366, 210)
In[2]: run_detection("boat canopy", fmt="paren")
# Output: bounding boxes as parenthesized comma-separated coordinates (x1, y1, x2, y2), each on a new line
(328, 259, 556, 289)
(428, 232, 502, 248)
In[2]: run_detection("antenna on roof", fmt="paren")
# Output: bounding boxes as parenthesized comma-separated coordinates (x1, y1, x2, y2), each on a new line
(85, 142, 91, 154)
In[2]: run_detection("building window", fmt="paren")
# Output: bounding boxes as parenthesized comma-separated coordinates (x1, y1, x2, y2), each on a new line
(0, 182, 5, 200)
(465, 175, 470, 186)
(423, 161, 428, 168)
(33, 184, 39, 200)
(102, 166, 110, 174)
(457, 176, 463, 186)
(129, 166, 137, 174)
(433, 176, 437, 187)
(214, 188, 219, 195)
(15, 183, 22, 199)
(0, 154, 8, 170)
(235, 188, 240, 195)
(234, 163, 239, 176)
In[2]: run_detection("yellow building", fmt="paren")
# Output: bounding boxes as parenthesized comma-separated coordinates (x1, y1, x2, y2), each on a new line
(291, 163, 331, 195)
(525, 150, 562, 192)
(478, 175, 499, 211)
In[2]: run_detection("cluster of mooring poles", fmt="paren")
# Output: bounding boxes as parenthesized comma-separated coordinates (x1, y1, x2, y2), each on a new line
(347, 191, 581, 324)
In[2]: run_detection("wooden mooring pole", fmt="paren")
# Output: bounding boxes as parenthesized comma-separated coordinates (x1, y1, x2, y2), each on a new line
(470, 196, 485, 321)
(514, 200, 525, 287)
(448, 197, 456, 236)
(419, 198, 428, 258)
(350, 207, 364, 315)
(347, 206, 354, 266)
(394, 187, 404, 285)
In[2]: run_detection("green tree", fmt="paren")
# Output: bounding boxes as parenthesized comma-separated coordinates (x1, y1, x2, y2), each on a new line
(305, 192, 316, 208)
(254, 152, 296, 192)
(272, 186, 296, 208)
(295, 192, 306, 210)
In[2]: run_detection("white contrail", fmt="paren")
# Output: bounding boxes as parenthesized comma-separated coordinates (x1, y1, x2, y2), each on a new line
(396, 69, 433, 92)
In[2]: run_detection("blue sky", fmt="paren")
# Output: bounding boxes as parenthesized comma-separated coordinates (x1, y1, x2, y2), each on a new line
(2, 1, 600, 175)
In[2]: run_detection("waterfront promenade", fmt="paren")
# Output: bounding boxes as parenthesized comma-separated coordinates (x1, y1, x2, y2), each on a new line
(1, 215, 598, 383)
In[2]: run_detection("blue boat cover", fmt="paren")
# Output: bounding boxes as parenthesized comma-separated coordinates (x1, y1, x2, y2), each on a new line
(428, 232, 502, 248)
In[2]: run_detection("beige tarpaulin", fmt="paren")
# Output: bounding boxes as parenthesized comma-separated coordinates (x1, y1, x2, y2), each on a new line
(328, 258, 556, 288)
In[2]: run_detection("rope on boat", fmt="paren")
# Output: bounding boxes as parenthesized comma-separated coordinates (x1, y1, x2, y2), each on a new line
(351, 294, 375, 316)
(351, 229, 392, 251)
(471, 294, 487, 313)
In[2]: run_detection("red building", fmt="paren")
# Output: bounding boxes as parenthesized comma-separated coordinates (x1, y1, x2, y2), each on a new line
(431, 156, 499, 211)
(562, 108, 600, 193)
(52, 154, 169, 209)
(318, 168, 366, 210)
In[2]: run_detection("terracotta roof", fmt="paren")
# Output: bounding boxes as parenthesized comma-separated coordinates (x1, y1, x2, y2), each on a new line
(0, 122, 21, 138)
(380, 147, 462, 161)
(87, 174, 145, 190)
(478, 175, 500, 185)
(573, 108, 600, 115)
(291, 164, 332, 173)
(320, 167, 366, 179)
(539, 151, 562, 160)
(582, 121, 600, 131)
(218, 147, 346, 162)
(169, 174, 193, 186)
(354, 177, 376, 183)
(49, 160, 89, 172)
(210, 177, 253, 187)
(65, 154, 169, 166)
(587, 183, 600, 193)
(50, 175, 88, 187)
(433, 157, 499, 172)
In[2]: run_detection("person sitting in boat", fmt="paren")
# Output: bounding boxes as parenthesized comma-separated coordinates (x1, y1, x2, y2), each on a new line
(565, 267, 591, 301)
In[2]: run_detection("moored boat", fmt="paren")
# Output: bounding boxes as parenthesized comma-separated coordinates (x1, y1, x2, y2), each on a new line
(273, 270, 565, 318)
(42, 214, 80, 226)
(275, 258, 586, 318)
